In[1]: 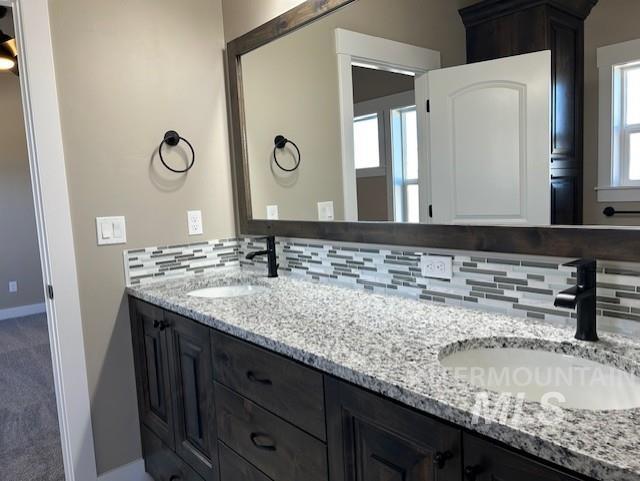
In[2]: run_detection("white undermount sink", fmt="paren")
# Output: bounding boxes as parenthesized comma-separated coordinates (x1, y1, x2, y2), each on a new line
(440, 347, 640, 411)
(187, 284, 268, 299)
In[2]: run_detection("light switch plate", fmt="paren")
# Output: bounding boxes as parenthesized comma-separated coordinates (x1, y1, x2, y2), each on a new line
(96, 216, 126, 245)
(8, 281, 17, 293)
(187, 210, 203, 236)
(421, 254, 453, 280)
(266, 205, 279, 220)
(317, 201, 335, 221)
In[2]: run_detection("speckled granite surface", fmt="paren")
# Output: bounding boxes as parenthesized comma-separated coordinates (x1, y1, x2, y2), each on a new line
(128, 270, 640, 481)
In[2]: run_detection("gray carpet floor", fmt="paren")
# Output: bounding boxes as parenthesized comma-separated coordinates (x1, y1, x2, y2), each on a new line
(0, 314, 65, 481)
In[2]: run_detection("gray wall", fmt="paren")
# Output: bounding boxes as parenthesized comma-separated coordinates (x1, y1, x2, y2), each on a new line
(48, 0, 235, 474)
(0, 74, 43, 311)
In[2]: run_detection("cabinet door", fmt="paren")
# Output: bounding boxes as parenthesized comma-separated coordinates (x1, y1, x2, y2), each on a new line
(167, 312, 218, 480)
(141, 425, 205, 481)
(130, 299, 175, 448)
(463, 434, 583, 481)
(326, 378, 461, 481)
(550, 169, 579, 225)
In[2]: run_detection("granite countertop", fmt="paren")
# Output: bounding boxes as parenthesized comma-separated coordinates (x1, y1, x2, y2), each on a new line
(128, 270, 640, 481)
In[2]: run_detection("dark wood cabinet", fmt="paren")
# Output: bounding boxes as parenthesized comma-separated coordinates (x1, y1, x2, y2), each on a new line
(219, 442, 272, 481)
(130, 299, 217, 481)
(141, 425, 205, 481)
(462, 434, 583, 481)
(551, 168, 580, 224)
(166, 311, 218, 480)
(460, 0, 597, 225)
(130, 300, 175, 449)
(215, 382, 328, 481)
(130, 297, 596, 481)
(326, 377, 462, 481)
(212, 331, 326, 440)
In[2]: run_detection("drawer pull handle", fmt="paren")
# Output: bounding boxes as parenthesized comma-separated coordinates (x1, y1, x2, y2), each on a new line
(247, 371, 272, 385)
(434, 451, 452, 469)
(464, 465, 482, 480)
(250, 432, 277, 451)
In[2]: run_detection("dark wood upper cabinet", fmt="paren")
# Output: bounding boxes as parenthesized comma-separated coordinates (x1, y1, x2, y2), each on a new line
(460, 0, 597, 225)
(326, 378, 462, 481)
(166, 311, 219, 480)
(130, 300, 175, 449)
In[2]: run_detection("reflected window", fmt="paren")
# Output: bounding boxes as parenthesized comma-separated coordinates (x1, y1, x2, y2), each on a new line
(596, 41, 640, 201)
(623, 66, 640, 181)
(610, 62, 640, 185)
(352, 80, 419, 222)
(353, 114, 381, 170)
(392, 106, 420, 223)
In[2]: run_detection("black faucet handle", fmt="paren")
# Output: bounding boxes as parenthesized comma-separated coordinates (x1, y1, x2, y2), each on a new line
(563, 258, 597, 271)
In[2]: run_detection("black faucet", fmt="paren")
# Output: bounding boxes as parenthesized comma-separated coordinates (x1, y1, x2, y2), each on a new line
(245, 235, 278, 278)
(554, 258, 598, 342)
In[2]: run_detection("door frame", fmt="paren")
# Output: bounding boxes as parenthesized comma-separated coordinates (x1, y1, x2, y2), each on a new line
(335, 28, 441, 221)
(2, 1, 98, 480)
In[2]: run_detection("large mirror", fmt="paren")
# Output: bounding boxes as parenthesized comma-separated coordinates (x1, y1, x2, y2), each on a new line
(238, 0, 640, 228)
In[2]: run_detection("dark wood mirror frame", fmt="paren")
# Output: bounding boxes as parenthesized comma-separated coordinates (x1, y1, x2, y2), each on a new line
(226, 0, 640, 262)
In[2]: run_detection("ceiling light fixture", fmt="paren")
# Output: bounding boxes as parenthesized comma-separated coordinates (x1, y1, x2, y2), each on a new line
(0, 30, 18, 74)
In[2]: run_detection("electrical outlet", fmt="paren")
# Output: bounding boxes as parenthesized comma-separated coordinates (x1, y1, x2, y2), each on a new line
(8, 281, 17, 293)
(266, 205, 279, 220)
(317, 201, 335, 221)
(187, 210, 203, 236)
(421, 254, 453, 280)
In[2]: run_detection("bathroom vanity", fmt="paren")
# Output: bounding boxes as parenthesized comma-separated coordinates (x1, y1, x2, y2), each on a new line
(127, 272, 640, 481)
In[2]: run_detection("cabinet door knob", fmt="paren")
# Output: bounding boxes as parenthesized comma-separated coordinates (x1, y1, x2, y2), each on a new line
(464, 465, 482, 480)
(153, 320, 169, 331)
(246, 371, 273, 385)
(434, 451, 453, 469)
(250, 432, 277, 451)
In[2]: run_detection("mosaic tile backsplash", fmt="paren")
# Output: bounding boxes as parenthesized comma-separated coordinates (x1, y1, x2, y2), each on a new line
(123, 238, 240, 286)
(124, 236, 640, 336)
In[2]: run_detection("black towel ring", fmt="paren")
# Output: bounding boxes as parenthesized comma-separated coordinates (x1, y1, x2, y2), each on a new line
(159, 130, 196, 173)
(273, 135, 301, 172)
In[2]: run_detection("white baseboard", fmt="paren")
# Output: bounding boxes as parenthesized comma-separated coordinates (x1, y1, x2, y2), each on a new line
(98, 458, 152, 481)
(0, 302, 46, 321)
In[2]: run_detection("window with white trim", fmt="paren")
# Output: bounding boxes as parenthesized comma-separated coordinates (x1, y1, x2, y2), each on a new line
(596, 39, 640, 202)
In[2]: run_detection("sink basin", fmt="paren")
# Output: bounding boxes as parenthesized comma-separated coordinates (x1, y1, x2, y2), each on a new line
(187, 285, 268, 299)
(440, 346, 640, 411)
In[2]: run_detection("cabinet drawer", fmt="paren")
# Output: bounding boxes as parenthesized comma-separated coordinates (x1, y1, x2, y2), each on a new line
(215, 383, 328, 481)
(463, 434, 583, 481)
(219, 442, 271, 481)
(141, 425, 204, 481)
(212, 331, 325, 440)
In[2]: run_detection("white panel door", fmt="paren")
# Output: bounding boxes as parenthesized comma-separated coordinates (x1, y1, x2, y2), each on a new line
(428, 50, 551, 225)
